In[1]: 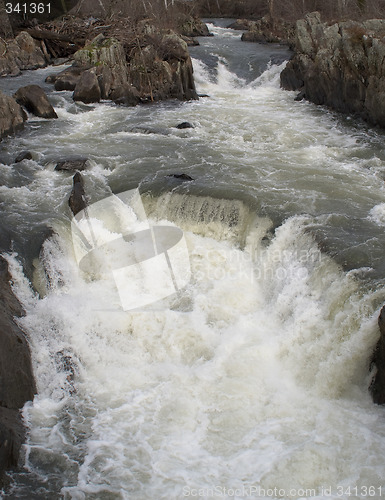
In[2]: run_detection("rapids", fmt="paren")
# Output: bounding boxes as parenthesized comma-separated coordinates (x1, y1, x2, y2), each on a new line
(1, 20, 385, 500)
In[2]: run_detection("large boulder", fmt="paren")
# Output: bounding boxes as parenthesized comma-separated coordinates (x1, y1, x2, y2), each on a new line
(73, 68, 101, 103)
(13, 85, 58, 119)
(280, 12, 385, 128)
(0, 256, 36, 486)
(0, 91, 27, 139)
(51, 65, 90, 91)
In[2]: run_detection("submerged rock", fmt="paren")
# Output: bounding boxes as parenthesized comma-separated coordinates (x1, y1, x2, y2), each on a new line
(176, 121, 194, 129)
(68, 172, 87, 216)
(13, 85, 58, 119)
(0, 91, 27, 139)
(15, 151, 33, 163)
(55, 158, 89, 172)
(167, 173, 194, 181)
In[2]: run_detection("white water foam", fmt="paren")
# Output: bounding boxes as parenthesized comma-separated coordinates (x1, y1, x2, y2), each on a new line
(4, 196, 385, 499)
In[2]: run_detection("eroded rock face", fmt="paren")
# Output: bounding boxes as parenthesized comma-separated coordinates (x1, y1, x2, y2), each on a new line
(0, 256, 36, 485)
(0, 91, 27, 139)
(49, 29, 197, 106)
(13, 85, 58, 119)
(280, 12, 385, 128)
(0, 31, 47, 77)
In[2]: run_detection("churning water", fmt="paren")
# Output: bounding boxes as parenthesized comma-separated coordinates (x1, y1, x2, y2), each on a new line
(1, 21, 385, 500)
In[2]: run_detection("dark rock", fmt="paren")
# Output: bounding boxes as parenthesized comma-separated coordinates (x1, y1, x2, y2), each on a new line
(294, 90, 306, 101)
(0, 91, 27, 139)
(176, 122, 194, 129)
(371, 306, 385, 404)
(0, 256, 36, 486)
(13, 85, 58, 119)
(68, 172, 87, 216)
(51, 65, 89, 91)
(55, 158, 89, 172)
(227, 19, 252, 30)
(0, 407, 25, 479)
(111, 84, 141, 107)
(15, 151, 33, 163)
(73, 68, 101, 104)
(167, 173, 194, 181)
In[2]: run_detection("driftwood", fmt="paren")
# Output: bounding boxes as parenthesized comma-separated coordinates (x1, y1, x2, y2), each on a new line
(26, 28, 83, 43)
(25, 28, 85, 58)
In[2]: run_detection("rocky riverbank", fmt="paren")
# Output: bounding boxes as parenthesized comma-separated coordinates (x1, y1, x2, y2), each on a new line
(280, 12, 385, 128)
(0, 256, 36, 487)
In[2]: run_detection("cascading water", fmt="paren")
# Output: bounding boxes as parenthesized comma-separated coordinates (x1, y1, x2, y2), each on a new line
(1, 20, 385, 500)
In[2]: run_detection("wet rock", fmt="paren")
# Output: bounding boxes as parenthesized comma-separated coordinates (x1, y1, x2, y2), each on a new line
(13, 85, 58, 119)
(110, 84, 141, 106)
(0, 91, 27, 139)
(73, 68, 101, 104)
(0, 256, 36, 486)
(167, 173, 194, 181)
(176, 122, 194, 129)
(371, 306, 385, 404)
(68, 172, 87, 216)
(15, 151, 33, 163)
(55, 158, 89, 172)
(51, 65, 89, 91)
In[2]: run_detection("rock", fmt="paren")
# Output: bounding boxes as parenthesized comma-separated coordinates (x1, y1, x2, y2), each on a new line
(0, 407, 25, 484)
(15, 151, 33, 163)
(176, 122, 194, 129)
(280, 12, 385, 128)
(241, 16, 295, 45)
(111, 84, 141, 106)
(0, 31, 47, 77)
(227, 19, 252, 30)
(179, 18, 210, 37)
(68, 172, 87, 216)
(51, 65, 89, 91)
(371, 306, 385, 404)
(0, 91, 27, 139)
(13, 85, 58, 119)
(0, 256, 36, 486)
(167, 173, 194, 181)
(73, 68, 101, 104)
(55, 158, 89, 172)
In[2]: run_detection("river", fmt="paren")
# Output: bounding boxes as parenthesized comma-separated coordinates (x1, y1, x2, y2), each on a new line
(1, 19, 385, 500)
